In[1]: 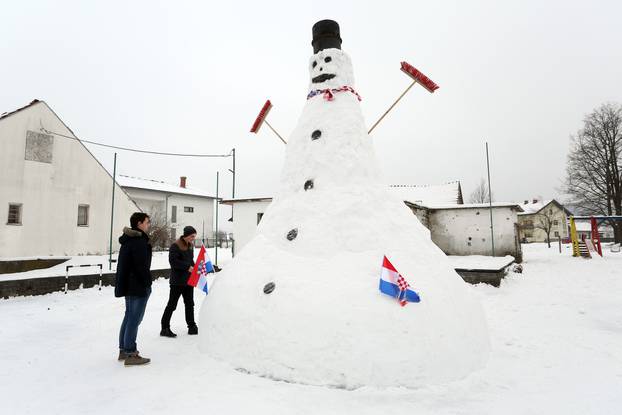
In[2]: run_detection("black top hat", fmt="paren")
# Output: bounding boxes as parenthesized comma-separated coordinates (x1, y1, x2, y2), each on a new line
(311, 20, 342, 53)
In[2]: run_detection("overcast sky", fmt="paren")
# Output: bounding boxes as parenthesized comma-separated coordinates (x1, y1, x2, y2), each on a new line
(2, 0, 621, 211)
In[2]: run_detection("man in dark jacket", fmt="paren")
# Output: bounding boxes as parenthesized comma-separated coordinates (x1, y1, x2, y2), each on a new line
(160, 226, 198, 337)
(115, 212, 152, 366)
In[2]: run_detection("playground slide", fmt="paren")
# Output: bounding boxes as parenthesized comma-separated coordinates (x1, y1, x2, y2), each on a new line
(585, 240, 603, 259)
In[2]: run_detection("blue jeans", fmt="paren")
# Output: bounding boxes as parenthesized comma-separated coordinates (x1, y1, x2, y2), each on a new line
(119, 287, 151, 353)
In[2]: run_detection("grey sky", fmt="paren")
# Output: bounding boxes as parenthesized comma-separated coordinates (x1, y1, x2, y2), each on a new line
(2, 0, 621, 212)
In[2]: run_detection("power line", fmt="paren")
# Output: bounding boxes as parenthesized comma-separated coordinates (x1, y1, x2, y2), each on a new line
(41, 128, 233, 158)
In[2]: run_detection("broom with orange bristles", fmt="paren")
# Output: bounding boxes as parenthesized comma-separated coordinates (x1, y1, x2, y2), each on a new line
(250, 100, 287, 144)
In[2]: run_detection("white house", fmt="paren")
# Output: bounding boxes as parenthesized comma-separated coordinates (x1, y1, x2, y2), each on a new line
(116, 175, 216, 245)
(517, 199, 571, 243)
(220, 197, 273, 256)
(0, 100, 139, 257)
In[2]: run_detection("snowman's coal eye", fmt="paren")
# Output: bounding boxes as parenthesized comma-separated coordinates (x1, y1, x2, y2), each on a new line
(312, 61, 317, 68)
(324, 56, 332, 63)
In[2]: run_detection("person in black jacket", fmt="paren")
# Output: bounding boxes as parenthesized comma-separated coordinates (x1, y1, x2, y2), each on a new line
(160, 226, 198, 337)
(115, 212, 152, 366)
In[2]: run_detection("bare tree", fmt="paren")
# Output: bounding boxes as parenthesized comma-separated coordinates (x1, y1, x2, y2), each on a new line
(469, 178, 493, 203)
(534, 209, 555, 248)
(148, 210, 174, 250)
(565, 103, 622, 243)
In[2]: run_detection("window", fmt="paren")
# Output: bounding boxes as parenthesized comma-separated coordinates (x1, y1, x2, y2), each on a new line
(184, 206, 194, 213)
(257, 213, 264, 225)
(77, 205, 89, 226)
(554, 231, 559, 237)
(553, 220, 559, 226)
(7, 204, 22, 225)
(171, 206, 177, 223)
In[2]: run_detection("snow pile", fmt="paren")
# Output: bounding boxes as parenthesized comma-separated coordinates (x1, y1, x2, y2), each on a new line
(199, 48, 490, 388)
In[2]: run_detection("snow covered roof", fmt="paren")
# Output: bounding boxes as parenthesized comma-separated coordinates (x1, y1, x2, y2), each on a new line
(389, 181, 463, 205)
(519, 199, 552, 214)
(117, 175, 216, 199)
(220, 197, 273, 205)
(517, 199, 571, 216)
(421, 202, 524, 211)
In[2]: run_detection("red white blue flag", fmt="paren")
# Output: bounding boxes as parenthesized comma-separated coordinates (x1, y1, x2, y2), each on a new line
(188, 245, 214, 294)
(379, 256, 420, 306)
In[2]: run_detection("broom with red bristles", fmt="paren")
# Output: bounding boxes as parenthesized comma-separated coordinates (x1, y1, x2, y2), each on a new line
(250, 100, 287, 144)
(367, 61, 439, 134)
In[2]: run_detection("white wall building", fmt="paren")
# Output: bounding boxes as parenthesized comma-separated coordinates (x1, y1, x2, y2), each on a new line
(220, 197, 273, 256)
(0, 100, 139, 257)
(413, 203, 524, 258)
(517, 199, 571, 243)
(117, 175, 216, 245)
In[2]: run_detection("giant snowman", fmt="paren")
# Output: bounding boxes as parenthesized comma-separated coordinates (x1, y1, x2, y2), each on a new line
(200, 20, 490, 388)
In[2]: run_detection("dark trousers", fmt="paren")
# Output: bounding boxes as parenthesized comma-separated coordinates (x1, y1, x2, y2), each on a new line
(161, 285, 196, 329)
(119, 287, 151, 352)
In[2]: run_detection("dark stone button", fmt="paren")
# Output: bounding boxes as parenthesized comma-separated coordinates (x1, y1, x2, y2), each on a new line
(263, 282, 275, 294)
(311, 130, 321, 140)
(286, 228, 298, 241)
(304, 180, 314, 191)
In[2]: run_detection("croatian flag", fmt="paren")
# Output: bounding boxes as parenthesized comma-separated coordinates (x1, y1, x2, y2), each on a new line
(379, 256, 421, 306)
(188, 245, 214, 294)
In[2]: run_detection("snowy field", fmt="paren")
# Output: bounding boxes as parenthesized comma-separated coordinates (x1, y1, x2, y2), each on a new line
(1, 243, 621, 414)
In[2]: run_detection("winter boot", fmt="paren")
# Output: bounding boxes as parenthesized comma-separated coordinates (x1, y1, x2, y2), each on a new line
(118, 350, 130, 361)
(124, 352, 150, 366)
(160, 328, 177, 338)
(188, 324, 198, 335)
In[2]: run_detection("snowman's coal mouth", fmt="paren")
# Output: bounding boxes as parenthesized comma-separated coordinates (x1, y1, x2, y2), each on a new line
(312, 73, 336, 83)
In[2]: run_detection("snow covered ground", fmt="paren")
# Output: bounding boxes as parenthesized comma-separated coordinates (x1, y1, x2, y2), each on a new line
(1, 243, 621, 414)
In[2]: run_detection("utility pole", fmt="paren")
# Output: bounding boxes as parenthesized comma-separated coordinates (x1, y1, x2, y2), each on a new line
(486, 142, 495, 256)
(228, 148, 236, 221)
(215, 171, 219, 267)
(108, 153, 117, 270)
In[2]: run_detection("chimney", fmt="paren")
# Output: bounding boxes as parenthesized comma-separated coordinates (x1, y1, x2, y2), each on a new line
(180, 176, 187, 188)
(532, 198, 538, 204)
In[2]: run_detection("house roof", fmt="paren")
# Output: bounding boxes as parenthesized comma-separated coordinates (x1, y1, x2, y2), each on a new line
(220, 197, 273, 205)
(517, 199, 572, 216)
(117, 175, 216, 199)
(0, 99, 44, 122)
(389, 181, 464, 205)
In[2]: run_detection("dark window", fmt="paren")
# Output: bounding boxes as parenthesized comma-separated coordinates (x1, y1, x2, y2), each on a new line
(171, 228, 176, 240)
(184, 206, 194, 213)
(553, 220, 559, 226)
(77, 205, 89, 226)
(171, 206, 177, 223)
(257, 213, 264, 225)
(7, 204, 22, 225)
(554, 231, 559, 237)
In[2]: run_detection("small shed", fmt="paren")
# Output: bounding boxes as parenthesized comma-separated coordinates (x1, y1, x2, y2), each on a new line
(406, 202, 524, 261)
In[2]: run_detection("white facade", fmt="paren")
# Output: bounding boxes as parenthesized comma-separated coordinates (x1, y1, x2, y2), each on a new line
(426, 203, 523, 258)
(117, 176, 216, 244)
(517, 200, 570, 243)
(221, 198, 272, 256)
(0, 100, 139, 257)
